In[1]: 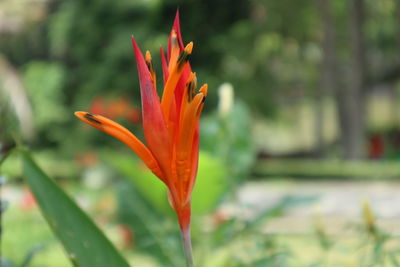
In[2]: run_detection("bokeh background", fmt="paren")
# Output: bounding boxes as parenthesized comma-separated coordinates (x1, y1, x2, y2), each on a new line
(1, 0, 400, 266)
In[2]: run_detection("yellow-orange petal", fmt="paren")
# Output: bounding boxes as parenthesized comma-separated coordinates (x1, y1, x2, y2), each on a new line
(74, 111, 165, 181)
(184, 128, 199, 205)
(168, 30, 180, 73)
(175, 93, 204, 191)
(199, 83, 208, 97)
(177, 93, 204, 150)
(145, 50, 157, 89)
(161, 42, 194, 122)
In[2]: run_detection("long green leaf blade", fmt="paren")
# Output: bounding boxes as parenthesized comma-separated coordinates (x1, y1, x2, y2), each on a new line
(22, 152, 130, 267)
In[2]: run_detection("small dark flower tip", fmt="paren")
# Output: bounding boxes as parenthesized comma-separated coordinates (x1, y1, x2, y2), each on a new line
(75, 111, 102, 125)
(83, 113, 102, 125)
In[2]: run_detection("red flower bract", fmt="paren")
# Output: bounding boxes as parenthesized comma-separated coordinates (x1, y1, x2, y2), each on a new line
(74, 12, 207, 237)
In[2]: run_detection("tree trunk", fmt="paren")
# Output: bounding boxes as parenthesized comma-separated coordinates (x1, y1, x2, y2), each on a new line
(344, 0, 367, 159)
(396, 0, 400, 45)
(319, 0, 368, 159)
(317, 0, 338, 156)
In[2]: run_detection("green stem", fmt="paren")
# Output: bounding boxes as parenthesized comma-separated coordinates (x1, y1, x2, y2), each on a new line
(181, 226, 194, 267)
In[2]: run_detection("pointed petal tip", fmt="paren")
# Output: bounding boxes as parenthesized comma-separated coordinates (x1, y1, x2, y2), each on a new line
(131, 35, 140, 51)
(199, 84, 208, 97)
(174, 9, 180, 23)
(74, 111, 85, 118)
(131, 36, 145, 63)
(185, 42, 193, 54)
(171, 9, 183, 50)
(75, 111, 103, 126)
(145, 50, 152, 61)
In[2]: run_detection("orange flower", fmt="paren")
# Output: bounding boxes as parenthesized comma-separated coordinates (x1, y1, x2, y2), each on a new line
(75, 12, 206, 265)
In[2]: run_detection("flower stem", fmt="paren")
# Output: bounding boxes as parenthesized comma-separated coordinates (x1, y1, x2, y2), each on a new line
(181, 226, 194, 267)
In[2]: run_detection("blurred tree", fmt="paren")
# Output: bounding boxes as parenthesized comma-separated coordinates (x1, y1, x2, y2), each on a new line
(1, 0, 400, 159)
(319, 0, 368, 159)
(317, 0, 400, 158)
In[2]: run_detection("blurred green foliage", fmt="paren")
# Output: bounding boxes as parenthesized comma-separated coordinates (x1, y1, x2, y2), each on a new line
(106, 150, 228, 215)
(2, 206, 70, 267)
(117, 181, 183, 267)
(1, 0, 400, 157)
(201, 99, 255, 182)
(23, 62, 66, 128)
(2, 149, 400, 266)
(22, 62, 68, 143)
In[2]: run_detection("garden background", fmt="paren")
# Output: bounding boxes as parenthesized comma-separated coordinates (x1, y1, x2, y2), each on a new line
(1, 0, 400, 266)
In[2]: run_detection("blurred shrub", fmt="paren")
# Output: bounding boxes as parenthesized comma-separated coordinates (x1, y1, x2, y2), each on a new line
(201, 88, 256, 183)
(117, 181, 183, 267)
(106, 150, 228, 216)
(22, 61, 67, 143)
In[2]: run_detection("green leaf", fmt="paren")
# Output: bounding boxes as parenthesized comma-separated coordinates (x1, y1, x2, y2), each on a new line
(105, 151, 171, 216)
(192, 152, 228, 214)
(22, 151, 130, 267)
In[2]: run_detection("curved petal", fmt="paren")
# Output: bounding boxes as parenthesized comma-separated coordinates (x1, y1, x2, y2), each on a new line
(74, 111, 164, 182)
(132, 37, 175, 185)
